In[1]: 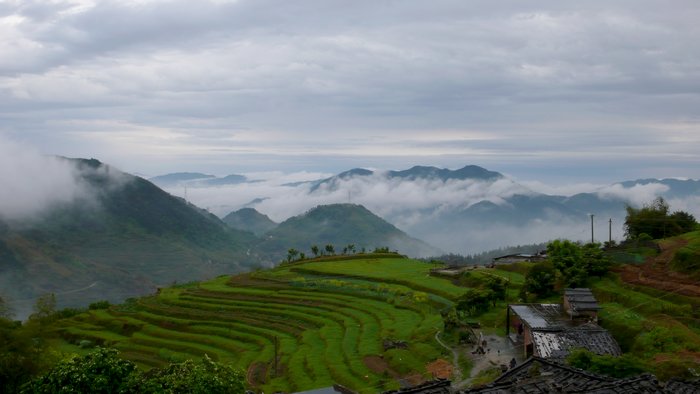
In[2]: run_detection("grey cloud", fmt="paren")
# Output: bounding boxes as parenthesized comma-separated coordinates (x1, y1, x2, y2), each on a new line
(0, 0, 698, 181)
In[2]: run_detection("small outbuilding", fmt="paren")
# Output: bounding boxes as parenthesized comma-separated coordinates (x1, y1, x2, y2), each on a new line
(564, 288, 601, 321)
(506, 289, 620, 360)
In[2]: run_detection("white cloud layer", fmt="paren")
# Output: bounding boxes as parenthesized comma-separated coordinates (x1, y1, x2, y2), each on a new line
(165, 169, 698, 254)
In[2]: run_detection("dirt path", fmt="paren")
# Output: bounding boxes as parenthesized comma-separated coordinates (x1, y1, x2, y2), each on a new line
(434, 331, 464, 386)
(617, 239, 700, 297)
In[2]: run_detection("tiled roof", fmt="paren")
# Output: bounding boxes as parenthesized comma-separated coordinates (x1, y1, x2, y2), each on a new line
(664, 378, 700, 393)
(570, 373, 663, 393)
(565, 288, 600, 312)
(510, 304, 565, 330)
(463, 357, 614, 393)
(532, 328, 622, 359)
(460, 358, 700, 393)
(382, 379, 451, 394)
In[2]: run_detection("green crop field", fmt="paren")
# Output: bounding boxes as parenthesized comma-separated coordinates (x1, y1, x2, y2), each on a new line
(52, 256, 473, 393)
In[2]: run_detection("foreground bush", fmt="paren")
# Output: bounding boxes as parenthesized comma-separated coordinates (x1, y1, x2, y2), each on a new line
(23, 348, 245, 394)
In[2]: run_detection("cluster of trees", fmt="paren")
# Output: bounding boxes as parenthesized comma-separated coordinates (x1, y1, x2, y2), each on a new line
(567, 348, 646, 379)
(24, 348, 244, 394)
(0, 294, 245, 393)
(285, 244, 393, 263)
(286, 243, 358, 262)
(625, 197, 697, 240)
(521, 240, 612, 300)
(425, 243, 549, 266)
(455, 276, 508, 316)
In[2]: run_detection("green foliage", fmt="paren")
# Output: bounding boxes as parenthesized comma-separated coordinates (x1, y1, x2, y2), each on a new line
(671, 231, 700, 274)
(470, 366, 503, 387)
(23, 348, 245, 394)
(23, 348, 136, 394)
(286, 248, 299, 262)
(522, 262, 556, 299)
(566, 348, 646, 378)
(547, 240, 610, 287)
(457, 289, 492, 316)
(1, 317, 57, 392)
(89, 301, 112, 310)
(485, 277, 507, 305)
(625, 197, 697, 240)
(31, 293, 56, 322)
(128, 355, 245, 394)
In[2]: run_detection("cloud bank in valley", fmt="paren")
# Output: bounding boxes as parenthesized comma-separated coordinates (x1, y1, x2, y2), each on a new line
(163, 169, 698, 255)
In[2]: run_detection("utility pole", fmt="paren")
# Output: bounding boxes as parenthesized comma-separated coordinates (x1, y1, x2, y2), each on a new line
(274, 336, 278, 377)
(609, 218, 612, 244)
(590, 214, 595, 243)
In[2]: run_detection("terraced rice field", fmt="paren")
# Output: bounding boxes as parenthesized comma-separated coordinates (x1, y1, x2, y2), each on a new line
(54, 257, 460, 392)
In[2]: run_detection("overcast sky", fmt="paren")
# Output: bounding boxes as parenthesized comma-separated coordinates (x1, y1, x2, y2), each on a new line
(1, 0, 699, 183)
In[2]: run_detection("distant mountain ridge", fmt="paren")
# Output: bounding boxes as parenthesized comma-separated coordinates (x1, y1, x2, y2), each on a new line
(311, 164, 502, 191)
(1, 159, 259, 317)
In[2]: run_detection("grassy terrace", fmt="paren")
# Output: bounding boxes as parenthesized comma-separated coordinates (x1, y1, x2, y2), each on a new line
(53, 255, 468, 393)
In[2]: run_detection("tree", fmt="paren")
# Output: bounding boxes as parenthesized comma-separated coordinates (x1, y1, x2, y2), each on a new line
(347, 244, 356, 254)
(670, 210, 698, 234)
(286, 248, 299, 262)
(624, 197, 697, 240)
(567, 348, 646, 378)
(24, 347, 137, 393)
(325, 244, 335, 255)
(128, 355, 245, 394)
(581, 242, 611, 278)
(24, 348, 246, 394)
(547, 240, 581, 273)
(485, 277, 507, 305)
(30, 293, 56, 323)
(310, 245, 319, 257)
(523, 262, 556, 298)
(456, 289, 492, 316)
(547, 240, 611, 287)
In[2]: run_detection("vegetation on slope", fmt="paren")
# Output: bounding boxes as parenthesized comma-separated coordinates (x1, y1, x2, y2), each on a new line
(18, 255, 468, 392)
(258, 204, 441, 259)
(0, 159, 259, 314)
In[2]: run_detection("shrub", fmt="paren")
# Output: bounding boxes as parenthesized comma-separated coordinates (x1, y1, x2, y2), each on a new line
(89, 301, 111, 310)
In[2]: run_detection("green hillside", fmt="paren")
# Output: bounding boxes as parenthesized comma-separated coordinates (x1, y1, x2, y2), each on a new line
(258, 204, 441, 259)
(10, 232, 700, 391)
(47, 255, 472, 392)
(223, 208, 278, 236)
(0, 159, 259, 314)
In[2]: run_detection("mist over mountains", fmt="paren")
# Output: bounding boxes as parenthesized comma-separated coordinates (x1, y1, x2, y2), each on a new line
(155, 165, 700, 254)
(2, 144, 698, 319)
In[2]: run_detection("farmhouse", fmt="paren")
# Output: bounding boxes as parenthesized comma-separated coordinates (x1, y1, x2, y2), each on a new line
(506, 289, 620, 360)
(489, 252, 546, 266)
